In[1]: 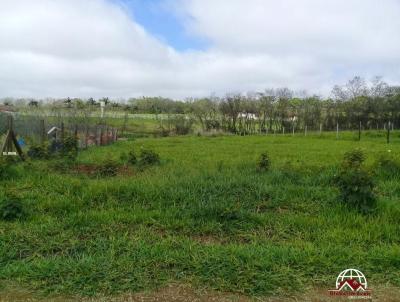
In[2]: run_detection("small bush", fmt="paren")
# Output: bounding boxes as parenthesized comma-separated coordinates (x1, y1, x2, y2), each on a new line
(335, 149, 377, 213)
(0, 196, 25, 221)
(138, 149, 160, 166)
(342, 148, 365, 169)
(61, 136, 78, 159)
(97, 160, 119, 177)
(335, 169, 376, 213)
(27, 144, 49, 159)
(257, 152, 271, 171)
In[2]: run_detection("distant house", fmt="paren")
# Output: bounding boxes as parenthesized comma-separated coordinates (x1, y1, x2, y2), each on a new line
(238, 113, 258, 120)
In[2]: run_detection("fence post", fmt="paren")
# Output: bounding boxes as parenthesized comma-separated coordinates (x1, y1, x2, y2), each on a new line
(358, 121, 361, 141)
(319, 123, 322, 135)
(387, 121, 391, 144)
(100, 126, 103, 146)
(304, 125, 307, 137)
(85, 125, 89, 148)
(95, 126, 100, 146)
(40, 119, 46, 144)
(336, 122, 339, 139)
(1, 115, 24, 160)
(112, 128, 116, 142)
(60, 122, 65, 143)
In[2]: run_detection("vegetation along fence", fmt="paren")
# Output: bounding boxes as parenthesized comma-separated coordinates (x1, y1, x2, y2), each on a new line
(0, 113, 118, 155)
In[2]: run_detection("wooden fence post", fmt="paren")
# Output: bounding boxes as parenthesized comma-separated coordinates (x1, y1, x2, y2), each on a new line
(336, 122, 339, 139)
(100, 126, 103, 146)
(85, 125, 89, 148)
(1, 115, 24, 160)
(40, 119, 46, 144)
(60, 122, 65, 143)
(95, 126, 100, 146)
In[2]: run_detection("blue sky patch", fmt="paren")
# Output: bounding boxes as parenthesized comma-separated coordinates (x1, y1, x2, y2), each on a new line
(114, 0, 208, 51)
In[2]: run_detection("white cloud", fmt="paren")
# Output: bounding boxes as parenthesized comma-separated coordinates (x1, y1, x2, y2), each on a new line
(0, 0, 399, 99)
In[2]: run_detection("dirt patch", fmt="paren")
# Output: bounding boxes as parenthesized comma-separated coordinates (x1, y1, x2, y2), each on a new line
(72, 164, 134, 177)
(74, 164, 98, 176)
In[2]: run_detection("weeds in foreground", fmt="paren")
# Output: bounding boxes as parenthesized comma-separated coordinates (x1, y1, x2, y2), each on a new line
(0, 157, 17, 180)
(335, 149, 376, 213)
(97, 160, 119, 177)
(0, 195, 25, 221)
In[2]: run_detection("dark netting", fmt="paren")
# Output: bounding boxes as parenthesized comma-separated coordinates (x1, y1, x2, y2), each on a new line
(1, 113, 118, 150)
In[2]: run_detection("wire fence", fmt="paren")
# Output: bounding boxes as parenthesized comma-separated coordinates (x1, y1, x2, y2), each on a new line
(0, 113, 118, 151)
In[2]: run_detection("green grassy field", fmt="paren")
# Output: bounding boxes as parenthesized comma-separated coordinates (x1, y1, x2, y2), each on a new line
(1, 133, 400, 299)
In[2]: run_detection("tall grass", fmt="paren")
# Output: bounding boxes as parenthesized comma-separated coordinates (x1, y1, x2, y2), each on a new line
(1, 134, 400, 297)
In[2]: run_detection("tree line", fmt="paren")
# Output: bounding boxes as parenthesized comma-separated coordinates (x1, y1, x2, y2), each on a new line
(2, 76, 400, 134)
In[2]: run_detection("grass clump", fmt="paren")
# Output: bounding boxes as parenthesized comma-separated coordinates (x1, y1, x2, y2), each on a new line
(60, 136, 78, 159)
(375, 151, 400, 176)
(0, 157, 16, 180)
(0, 195, 25, 221)
(335, 149, 377, 213)
(127, 150, 137, 165)
(257, 152, 271, 172)
(121, 148, 158, 167)
(28, 136, 78, 160)
(138, 149, 160, 167)
(342, 148, 365, 169)
(27, 143, 49, 159)
(97, 159, 119, 177)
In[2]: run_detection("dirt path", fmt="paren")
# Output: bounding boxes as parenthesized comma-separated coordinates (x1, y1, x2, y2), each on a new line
(1, 284, 399, 302)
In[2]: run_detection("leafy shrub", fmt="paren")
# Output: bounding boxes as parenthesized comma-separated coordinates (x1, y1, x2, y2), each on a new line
(335, 149, 377, 213)
(172, 116, 194, 135)
(61, 136, 78, 159)
(342, 148, 365, 169)
(97, 160, 119, 177)
(205, 120, 221, 131)
(0, 196, 25, 221)
(257, 152, 271, 171)
(335, 169, 376, 213)
(138, 149, 160, 166)
(27, 143, 49, 159)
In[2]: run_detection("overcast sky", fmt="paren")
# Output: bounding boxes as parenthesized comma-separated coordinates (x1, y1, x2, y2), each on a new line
(0, 0, 399, 99)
